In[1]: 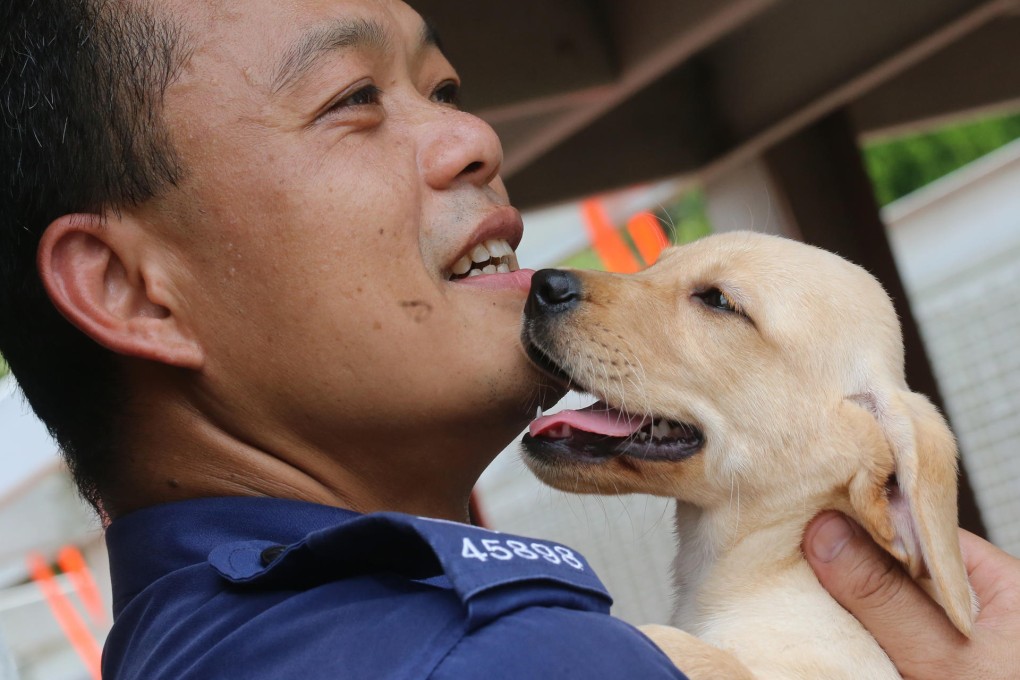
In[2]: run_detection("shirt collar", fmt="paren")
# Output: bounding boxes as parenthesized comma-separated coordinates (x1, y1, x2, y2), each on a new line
(105, 496, 359, 615)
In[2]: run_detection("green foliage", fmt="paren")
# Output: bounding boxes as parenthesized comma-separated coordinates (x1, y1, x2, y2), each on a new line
(0, 355, 8, 380)
(863, 111, 1020, 206)
(560, 249, 605, 270)
(660, 189, 713, 245)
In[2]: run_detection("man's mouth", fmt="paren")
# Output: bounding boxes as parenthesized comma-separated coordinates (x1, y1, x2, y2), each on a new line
(448, 239, 520, 280)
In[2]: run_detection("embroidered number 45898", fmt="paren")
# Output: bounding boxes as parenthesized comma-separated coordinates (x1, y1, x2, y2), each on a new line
(460, 537, 583, 570)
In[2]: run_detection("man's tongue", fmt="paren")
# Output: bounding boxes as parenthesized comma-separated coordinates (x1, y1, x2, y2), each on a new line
(529, 403, 649, 439)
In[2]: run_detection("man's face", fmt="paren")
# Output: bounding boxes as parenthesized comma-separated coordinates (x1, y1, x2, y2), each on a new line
(140, 0, 556, 487)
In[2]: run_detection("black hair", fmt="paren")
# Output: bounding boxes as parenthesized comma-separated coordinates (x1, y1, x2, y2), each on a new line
(0, 0, 189, 511)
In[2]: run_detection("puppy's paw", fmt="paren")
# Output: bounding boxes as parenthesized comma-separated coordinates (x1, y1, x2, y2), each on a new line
(639, 625, 757, 680)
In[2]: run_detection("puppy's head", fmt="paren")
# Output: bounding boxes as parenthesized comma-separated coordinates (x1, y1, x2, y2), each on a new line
(521, 231, 975, 635)
(521, 232, 900, 499)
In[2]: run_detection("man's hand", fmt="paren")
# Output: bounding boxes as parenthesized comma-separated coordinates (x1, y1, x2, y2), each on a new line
(804, 512, 1020, 680)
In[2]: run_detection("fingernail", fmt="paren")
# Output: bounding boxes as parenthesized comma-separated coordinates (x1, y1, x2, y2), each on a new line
(810, 514, 854, 563)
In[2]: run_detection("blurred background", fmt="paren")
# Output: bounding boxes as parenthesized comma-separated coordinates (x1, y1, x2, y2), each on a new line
(2, 0, 1019, 677)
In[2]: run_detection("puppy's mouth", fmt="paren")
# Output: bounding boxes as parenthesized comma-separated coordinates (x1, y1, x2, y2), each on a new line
(523, 403, 703, 463)
(521, 302, 704, 463)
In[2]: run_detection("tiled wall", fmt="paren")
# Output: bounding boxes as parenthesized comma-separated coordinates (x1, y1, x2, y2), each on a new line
(910, 244, 1020, 554)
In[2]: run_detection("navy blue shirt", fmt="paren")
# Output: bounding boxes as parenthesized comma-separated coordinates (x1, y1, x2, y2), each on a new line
(103, 497, 688, 679)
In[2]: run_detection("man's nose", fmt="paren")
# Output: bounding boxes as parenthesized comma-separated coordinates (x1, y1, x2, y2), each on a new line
(525, 269, 583, 319)
(419, 109, 503, 190)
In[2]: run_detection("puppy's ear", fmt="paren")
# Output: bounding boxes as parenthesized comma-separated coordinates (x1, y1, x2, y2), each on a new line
(842, 391, 977, 637)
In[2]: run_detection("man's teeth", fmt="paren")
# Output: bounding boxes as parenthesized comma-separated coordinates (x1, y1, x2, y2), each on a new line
(471, 244, 490, 264)
(450, 239, 520, 280)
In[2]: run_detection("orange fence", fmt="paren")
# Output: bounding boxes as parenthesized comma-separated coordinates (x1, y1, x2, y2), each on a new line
(27, 548, 105, 680)
(581, 199, 669, 272)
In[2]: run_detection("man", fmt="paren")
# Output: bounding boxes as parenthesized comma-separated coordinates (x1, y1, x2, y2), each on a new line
(1, 1, 1017, 678)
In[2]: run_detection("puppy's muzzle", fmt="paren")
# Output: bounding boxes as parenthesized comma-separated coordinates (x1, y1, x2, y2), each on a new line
(522, 269, 582, 385)
(525, 269, 583, 319)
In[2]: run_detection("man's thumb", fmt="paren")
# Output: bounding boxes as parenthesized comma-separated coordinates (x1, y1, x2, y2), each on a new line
(805, 512, 857, 565)
(803, 512, 960, 671)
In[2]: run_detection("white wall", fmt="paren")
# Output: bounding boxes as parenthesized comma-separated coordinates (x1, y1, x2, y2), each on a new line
(886, 138, 1020, 555)
(0, 378, 60, 500)
(0, 379, 109, 680)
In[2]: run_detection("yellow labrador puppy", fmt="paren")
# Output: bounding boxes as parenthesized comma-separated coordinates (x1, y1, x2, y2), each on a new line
(520, 231, 976, 680)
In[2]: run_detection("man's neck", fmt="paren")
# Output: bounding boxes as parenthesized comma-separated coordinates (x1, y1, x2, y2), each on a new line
(105, 391, 487, 522)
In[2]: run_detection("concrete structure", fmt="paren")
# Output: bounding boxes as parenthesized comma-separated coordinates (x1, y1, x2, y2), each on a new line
(412, 0, 1020, 209)
(886, 139, 1020, 554)
(0, 629, 17, 680)
(0, 377, 107, 680)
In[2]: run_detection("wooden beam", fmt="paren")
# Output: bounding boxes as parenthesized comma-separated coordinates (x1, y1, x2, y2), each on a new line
(505, 0, 1007, 208)
(496, 0, 776, 175)
(700, 0, 1008, 187)
(762, 110, 987, 537)
(505, 63, 719, 208)
(409, 0, 616, 113)
(853, 17, 1020, 138)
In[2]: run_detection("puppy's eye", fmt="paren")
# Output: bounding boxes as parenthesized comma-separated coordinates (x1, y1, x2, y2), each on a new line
(695, 288, 739, 314)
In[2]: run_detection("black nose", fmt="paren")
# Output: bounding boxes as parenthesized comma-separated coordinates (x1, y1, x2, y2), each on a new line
(526, 269, 583, 318)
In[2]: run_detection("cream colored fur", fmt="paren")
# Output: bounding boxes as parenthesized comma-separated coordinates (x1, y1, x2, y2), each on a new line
(523, 232, 977, 680)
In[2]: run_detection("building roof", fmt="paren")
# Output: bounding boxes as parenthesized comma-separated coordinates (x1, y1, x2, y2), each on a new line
(411, 0, 1020, 207)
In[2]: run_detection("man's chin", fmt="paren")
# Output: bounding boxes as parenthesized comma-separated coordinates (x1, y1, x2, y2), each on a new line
(471, 359, 561, 424)
(535, 372, 570, 409)
(509, 362, 569, 424)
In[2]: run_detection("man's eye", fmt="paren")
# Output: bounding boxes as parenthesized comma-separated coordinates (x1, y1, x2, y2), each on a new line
(432, 81, 461, 107)
(326, 83, 382, 113)
(343, 84, 382, 107)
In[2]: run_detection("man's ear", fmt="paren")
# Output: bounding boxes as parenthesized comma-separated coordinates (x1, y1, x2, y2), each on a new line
(37, 212, 204, 369)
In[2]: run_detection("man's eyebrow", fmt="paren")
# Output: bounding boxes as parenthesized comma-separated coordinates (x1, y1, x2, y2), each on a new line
(272, 18, 391, 93)
(272, 17, 444, 94)
(420, 18, 443, 53)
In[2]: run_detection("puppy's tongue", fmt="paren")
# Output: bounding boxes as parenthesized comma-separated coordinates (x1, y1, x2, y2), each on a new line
(529, 403, 649, 439)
